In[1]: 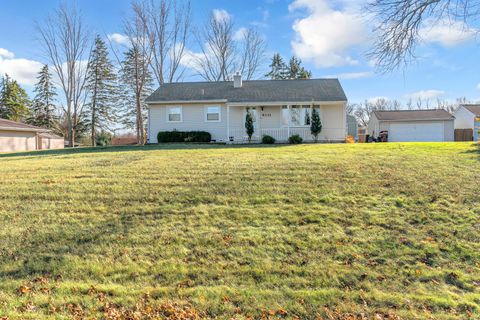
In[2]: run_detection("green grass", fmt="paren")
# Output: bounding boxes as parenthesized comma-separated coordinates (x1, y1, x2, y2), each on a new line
(0, 142, 479, 319)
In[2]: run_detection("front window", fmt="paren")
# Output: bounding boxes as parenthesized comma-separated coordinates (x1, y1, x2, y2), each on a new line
(167, 106, 182, 122)
(246, 107, 257, 122)
(205, 106, 221, 122)
(282, 106, 289, 126)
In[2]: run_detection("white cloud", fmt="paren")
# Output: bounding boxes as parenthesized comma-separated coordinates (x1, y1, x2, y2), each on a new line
(107, 33, 130, 45)
(233, 27, 248, 41)
(406, 90, 445, 100)
(289, 0, 366, 68)
(419, 19, 476, 47)
(326, 71, 373, 80)
(213, 9, 231, 22)
(0, 48, 15, 59)
(0, 49, 43, 86)
(367, 96, 389, 104)
(476, 83, 480, 90)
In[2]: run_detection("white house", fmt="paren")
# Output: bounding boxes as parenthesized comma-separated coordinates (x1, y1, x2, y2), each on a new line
(454, 104, 480, 140)
(367, 110, 455, 142)
(145, 76, 348, 143)
(0, 118, 64, 153)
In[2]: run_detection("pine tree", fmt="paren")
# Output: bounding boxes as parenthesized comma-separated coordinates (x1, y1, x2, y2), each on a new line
(119, 47, 153, 144)
(28, 65, 57, 128)
(0, 74, 30, 121)
(310, 108, 322, 142)
(265, 53, 288, 80)
(86, 35, 118, 146)
(287, 57, 312, 79)
(245, 111, 254, 143)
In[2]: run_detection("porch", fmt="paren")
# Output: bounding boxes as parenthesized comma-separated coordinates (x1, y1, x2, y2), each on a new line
(225, 103, 346, 143)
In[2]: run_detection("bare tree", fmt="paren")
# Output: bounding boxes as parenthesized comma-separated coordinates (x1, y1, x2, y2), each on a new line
(37, 3, 91, 147)
(147, 0, 192, 85)
(368, 0, 480, 72)
(353, 98, 401, 126)
(194, 11, 266, 81)
(121, 0, 155, 144)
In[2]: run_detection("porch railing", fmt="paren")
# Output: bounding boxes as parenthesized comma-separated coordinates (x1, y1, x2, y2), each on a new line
(229, 127, 345, 143)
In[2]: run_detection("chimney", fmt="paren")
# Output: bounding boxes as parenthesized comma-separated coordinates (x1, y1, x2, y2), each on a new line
(233, 72, 242, 88)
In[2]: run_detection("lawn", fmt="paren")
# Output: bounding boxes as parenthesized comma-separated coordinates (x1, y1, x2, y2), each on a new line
(0, 142, 479, 319)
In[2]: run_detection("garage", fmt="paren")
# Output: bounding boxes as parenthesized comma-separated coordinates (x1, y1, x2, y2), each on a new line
(367, 110, 455, 142)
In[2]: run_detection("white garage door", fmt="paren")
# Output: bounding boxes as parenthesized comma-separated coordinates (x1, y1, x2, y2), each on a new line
(389, 122, 444, 142)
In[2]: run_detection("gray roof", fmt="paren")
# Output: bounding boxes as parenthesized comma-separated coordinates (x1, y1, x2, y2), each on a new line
(0, 118, 48, 132)
(373, 109, 455, 121)
(462, 104, 480, 116)
(146, 79, 347, 103)
(39, 131, 64, 139)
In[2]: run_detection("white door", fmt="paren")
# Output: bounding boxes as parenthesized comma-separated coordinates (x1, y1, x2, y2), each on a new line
(389, 122, 444, 142)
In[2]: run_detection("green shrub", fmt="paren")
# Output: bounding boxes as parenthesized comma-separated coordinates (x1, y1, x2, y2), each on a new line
(96, 130, 112, 146)
(157, 131, 211, 143)
(288, 134, 303, 144)
(262, 135, 276, 144)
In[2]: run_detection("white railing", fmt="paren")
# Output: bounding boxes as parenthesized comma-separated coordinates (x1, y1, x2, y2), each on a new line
(228, 127, 346, 143)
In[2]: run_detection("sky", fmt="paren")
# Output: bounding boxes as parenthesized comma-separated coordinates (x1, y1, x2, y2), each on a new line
(0, 0, 480, 104)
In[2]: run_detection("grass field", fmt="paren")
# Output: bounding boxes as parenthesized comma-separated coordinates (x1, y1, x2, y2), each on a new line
(0, 142, 479, 319)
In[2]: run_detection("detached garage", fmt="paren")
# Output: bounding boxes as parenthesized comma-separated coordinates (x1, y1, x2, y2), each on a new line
(0, 118, 64, 153)
(367, 110, 454, 142)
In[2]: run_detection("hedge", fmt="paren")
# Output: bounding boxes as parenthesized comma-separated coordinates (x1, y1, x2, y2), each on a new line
(157, 131, 212, 143)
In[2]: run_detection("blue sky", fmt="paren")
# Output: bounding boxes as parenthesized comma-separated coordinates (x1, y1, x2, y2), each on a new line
(0, 0, 479, 104)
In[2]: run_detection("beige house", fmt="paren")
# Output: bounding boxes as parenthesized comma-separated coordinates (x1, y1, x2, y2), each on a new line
(146, 76, 348, 143)
(0, 118, 64, 153)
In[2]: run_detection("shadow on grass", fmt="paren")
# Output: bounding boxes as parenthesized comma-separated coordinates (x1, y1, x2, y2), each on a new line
(463, 142, 480, 159)
(0, 143, 291, 158)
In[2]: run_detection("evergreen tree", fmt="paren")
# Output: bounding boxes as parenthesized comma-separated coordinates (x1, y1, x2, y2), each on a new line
(28, 65, 57, 128)
(287, 57, 312, 79)
(86, 35, 118, 146)
(0, 74, 30, 121)
(265, 53, 287, 80)
(245, 111, 254, 143)
(310, 108, 322, 142)
(119, 47, 153, 143)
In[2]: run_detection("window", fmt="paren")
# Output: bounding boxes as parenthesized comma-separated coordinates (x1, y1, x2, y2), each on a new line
(205, 106, 221, 122)
(167, 106, 182, 122)
(282, 106, 289, 126)
(283, 105, 313, 126)
(245, 107, 257, 123)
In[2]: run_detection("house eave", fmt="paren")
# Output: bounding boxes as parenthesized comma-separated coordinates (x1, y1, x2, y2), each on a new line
(0, 126, 49, 132)
(146, 100, 347, 107)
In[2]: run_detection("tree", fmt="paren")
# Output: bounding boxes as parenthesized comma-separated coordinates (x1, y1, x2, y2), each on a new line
(310, 108, 322, 142)
(86, 35, 117, 146)
(368, 0, 477, 72)
(147, 0, 192, 85)
(120, 0, 155, 144)
(0, 74, 30, 122)
(120, 46, 154, 143)
(287, 56, 311, 79)
(265, 54, 311, 80)
(28, 65, 57, 128)
(194, 11, 266, 81)
(265, 53, 287, 80)
(37, 3, 91, 147)
(245, 110, 254, 142)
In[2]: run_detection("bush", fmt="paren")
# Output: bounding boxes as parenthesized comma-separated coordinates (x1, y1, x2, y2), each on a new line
(288, 134, 303, 144)
(96, 131, 112, 146)
(157, 131, 211, 143)
(262, 135, 276, 144)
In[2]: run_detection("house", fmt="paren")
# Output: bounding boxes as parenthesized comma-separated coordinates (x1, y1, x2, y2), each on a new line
(0, 118, 64, 153)
(347, 114, 358, 139)
(367, 109, 455, 142)
(145, 76, 348, 143)
(453, 104, 480, 141)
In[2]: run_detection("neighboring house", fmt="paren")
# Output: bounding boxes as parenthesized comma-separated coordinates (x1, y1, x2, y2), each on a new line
(347, 114, 358, 139)
(367, 110, 455, 142)
(0, 118, 64, 153)
(145, 75, 348, 143)
(454, 104, 480, 141)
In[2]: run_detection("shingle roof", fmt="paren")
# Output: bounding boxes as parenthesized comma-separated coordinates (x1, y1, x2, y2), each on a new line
(373, 109, 455, 121)
(462, 104, 480, 116)
(146, 79, 347, 103)
(39, 131, 64, 139)
(0, 118, 48, 132)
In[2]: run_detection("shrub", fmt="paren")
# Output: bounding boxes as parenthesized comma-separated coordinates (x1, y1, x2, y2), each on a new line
(245, 111, 254, 142)
(262, 135, 276, 144)
(96, 131, 112, 146)
(288, 134, 303, 144)
(157, 131, 211, 143)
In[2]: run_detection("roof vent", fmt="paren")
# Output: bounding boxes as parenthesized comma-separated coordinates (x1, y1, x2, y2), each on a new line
(233, 72, 242, 88)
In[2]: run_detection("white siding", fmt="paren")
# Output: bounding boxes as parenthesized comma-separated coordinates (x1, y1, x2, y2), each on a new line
(454, 106, 475, 129)
(0, 130, 37, 152)
(376, 120, 454, 142)
(367, 113, 379, 137)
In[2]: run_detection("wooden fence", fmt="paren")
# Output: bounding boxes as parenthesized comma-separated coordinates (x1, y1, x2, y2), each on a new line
(454, 129, 473, 141)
